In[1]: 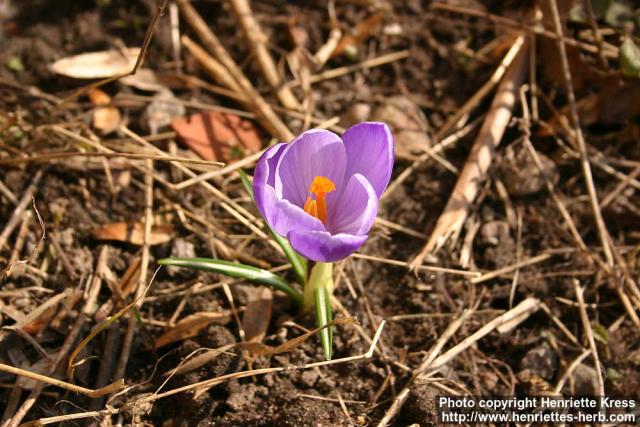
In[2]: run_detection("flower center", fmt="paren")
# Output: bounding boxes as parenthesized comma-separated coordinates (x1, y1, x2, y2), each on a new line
(303, 176, 336, 224)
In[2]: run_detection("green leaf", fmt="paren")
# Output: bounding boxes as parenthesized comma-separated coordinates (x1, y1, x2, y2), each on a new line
(619, 37, 640, 77)
(306, 262, 334, 360)
(158, 257, 302, 305)
(314, 285, 333, 361)
(238, 169, 308, 285)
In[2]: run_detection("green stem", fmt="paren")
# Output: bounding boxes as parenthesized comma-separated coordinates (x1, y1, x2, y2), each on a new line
(303, 262, 332, 311)
(314, 285, 333, 360)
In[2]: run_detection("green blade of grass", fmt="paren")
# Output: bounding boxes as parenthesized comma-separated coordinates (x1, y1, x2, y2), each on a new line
(238, 169, 308, 285)
(157, 257, 302, 305)
(314, 284, 333, 361)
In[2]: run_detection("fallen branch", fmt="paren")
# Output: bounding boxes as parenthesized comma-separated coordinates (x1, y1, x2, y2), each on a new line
(547, 0, 614, 268)
(410, 35, 528, 269)
(377, 308, 475, 426)
(20, 321, 387, 427)
(176, 0, 294, 141)
(136, 320, 385, 404)
(228, 0, 301, 110)
(0, 363, 123, 398)
(419, 297, 539, 378)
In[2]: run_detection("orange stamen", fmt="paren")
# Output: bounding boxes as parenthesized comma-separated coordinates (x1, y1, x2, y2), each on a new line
(303, 176, 336, 224)
(303, 197, 317, 218)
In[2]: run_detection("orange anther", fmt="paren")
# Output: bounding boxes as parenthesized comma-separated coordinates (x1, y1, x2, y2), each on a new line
(308, 176, 336, 196)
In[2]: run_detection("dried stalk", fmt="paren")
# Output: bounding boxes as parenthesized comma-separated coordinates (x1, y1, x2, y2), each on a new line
(547, 0, 614, 267)
(5, 255, 108, 427)
(0, 363, 123, 398)
(573, 280, 605, 396)
(228, 0, 301, 110)
(418, 298, 540, 379)
(176, 0, 293, 141)
(435, 33, 521, 139)
(410, 35, 528, 268)
(0, 170, 44, 252)
(377, 308, 475, 426)
(114, 158, 153, 380)
(470, 253, 552, 284)
(181, 35, 243, 94)
(20, 322, 386, 426)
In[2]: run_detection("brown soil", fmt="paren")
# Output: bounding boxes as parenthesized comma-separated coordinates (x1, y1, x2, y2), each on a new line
(2, 0, 640, 426)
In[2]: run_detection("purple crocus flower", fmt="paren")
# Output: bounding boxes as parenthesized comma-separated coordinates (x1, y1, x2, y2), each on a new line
(253, 122, 394, 262)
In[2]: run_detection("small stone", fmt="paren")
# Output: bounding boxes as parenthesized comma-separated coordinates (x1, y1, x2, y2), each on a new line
(69, 246, 94, 277)
(479, 220, 511, 247)
(570, 364, 599, 395)
(499, 144, 559, 196)
(481, 370, 499, 391)
(480, 220, 516, 267)
(56, 227, 75, 247)
(12, 297, 29, 310)
(520, 342, 558, 380)
(263, 374, 275, 387)
(167, 238, 195, 276)
(171, 238, 195, 259)
(316, 376, 336, 393)
(370, 96, 432, 159)
(299, 370, 319, 387)
(226, 382, 267, 411)
(340, 103, 371, 127)
(142, 89, 186, 135)
(404, 384, 438, 424)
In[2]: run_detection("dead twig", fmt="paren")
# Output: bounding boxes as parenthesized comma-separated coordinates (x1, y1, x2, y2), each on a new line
(470, 253, 552, 284)
(582, 0, 608, 68)
(114, 158, 154, 380)
(313, 0, 341, 67)
(5, 255, 108, 427)
(228, 0, 301, 110)
(431, 2, 617, 58)
(418, 298, 540, 379)
(0, 179, 17, 204)
(377, 308, 476, 426)
(435, 33, 521, 139)
(0, 363, 123, 398)
(58, 0, 168, 107)
(0, 150, 223, 167)
(410, 35, 528, 268)
(0, 170, 44, 253)
(135, 320, 385, 405)
(20, 323, 386, 426)
(176, 0, 293, 140)
(572, 280, 605, 396)
(352, 253, 480, 277)
(285, 51, 410, 89)
(548, 0, 614, 268)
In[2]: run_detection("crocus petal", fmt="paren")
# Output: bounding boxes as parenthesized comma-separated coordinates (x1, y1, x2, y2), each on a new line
(253, 143, 287, 220)
(275, 129, 347, 208)
(342, 122, 394, 198)
(327, 174, 378, 235)
(262, 186, 325, 236)
(254, 143, 324, 237)
(287, 229, 368, 262)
